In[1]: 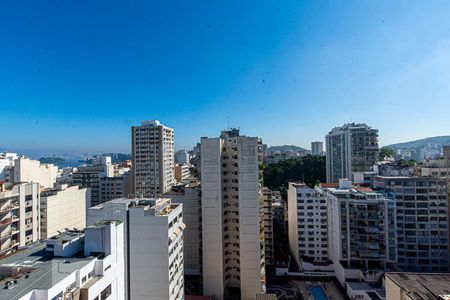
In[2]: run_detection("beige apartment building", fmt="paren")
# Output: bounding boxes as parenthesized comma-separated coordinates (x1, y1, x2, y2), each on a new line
(40, 184, 89, 239)
(201, 128, 265, 300)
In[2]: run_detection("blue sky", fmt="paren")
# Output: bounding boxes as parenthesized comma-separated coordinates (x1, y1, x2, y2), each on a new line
(2, 1, 450, 157)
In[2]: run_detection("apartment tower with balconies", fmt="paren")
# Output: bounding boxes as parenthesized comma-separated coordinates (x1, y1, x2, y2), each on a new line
(201, 128, 265, 300)
(132, 120, 175, 197)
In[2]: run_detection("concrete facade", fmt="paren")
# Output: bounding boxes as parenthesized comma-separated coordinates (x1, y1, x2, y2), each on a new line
(325, 123, 379, 183)
(261, 188, 274, 267)
(311, 141, 324, 156)
(132, 120, 175, 197)
(288, 182, 329, 270)
(13, 157, 58, 188)
(374, 176, 449, 272)
(87, 197, 185, 300)
(164, 182, 202, 276)
(323, 179, 396, 286)
(0, 221, 125, 300)
(175, 163, 191, 183)
(0, 182, 40, 257)
(201, 129, 265, 300)
(0, 152, 17, 180)
(40, 184, 89, 239)
(176, 150, 190, 165)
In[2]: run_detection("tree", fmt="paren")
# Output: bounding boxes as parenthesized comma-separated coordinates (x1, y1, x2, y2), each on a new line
(379, 147, 396, 160)
(263, 155, 326, 199)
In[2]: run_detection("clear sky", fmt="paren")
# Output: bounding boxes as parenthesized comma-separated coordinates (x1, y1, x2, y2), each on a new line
(2, 1, 450, 157)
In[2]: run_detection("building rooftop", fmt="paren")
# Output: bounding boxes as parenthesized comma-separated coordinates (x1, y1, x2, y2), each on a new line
(386, 272, 450, 300)
(0, 243, 93, 300)
(327, 123, 378, 135)
(90, 197, 180, 216)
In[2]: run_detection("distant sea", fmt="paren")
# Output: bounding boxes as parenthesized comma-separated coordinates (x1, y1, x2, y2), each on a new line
(55, 160, 84, 168)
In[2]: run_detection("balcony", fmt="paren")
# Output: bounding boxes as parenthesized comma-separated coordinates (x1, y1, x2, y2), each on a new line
(0, 218, 12, 227)
(0, 203, 19, 214)
(0, 230, 12, 239)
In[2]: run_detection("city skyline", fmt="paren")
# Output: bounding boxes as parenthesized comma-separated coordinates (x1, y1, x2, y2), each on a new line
(3, 1, 450, 156)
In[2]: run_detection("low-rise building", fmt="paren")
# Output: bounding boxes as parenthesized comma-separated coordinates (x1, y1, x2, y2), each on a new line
(0, 182, 40, 257)
(40, 184, 89, 239)
(385, 272, 450, 300)
(0, 221, 125, 300)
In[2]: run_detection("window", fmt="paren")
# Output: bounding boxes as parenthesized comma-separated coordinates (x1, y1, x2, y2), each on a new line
(101, 284, 112, 300)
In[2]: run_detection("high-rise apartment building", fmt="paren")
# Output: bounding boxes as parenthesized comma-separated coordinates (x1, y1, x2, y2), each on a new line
(288, 182, 329, 270)
(0, 182, 40, 257)
(325, 123, 379, 183)
(201, 128, 265, 300)
(164, 181, 202, 276)
(374, 175, 449, 272)
(87, 197, 185, 300)
(311, 141, 324, 156)
(261, 188, 274, 268)
(40, 184, 89, 239)
(132, 120, 175, 197)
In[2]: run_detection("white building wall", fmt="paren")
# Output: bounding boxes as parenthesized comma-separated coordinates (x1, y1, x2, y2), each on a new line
(16, 222, 125, 300)
(87, 198, 184, 300)
(288, 183, 329, 270)
(40, 185, 88, 239)
(0, 152, 17, 180)
(201, 132, 264, 300)
(132, 120, 175, 198)
(14, 157, 58, 188)
(287, 185, 300, 268)
(201, 137, 225, 299)
(238, 137, 263, 300)
(164, 184, 202, 276)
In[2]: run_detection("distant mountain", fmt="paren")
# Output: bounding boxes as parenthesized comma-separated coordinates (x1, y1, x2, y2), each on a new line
(386, 136, 450, 149)
(268, 145, 309, 152)
(39, 157, 66, 165)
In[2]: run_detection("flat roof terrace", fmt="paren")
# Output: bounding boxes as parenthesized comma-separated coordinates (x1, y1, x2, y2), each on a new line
(0, 242, 93, 300)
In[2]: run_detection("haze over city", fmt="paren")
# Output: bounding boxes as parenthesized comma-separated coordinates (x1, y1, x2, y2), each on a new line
(3, 1, 450, 156)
